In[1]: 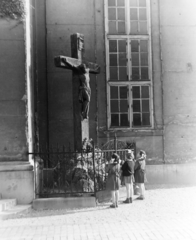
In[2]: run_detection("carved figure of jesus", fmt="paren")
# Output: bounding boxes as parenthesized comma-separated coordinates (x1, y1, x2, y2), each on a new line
(63, 58, 91, 119)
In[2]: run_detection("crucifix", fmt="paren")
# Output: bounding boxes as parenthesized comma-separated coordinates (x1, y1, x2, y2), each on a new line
(54, 33, 100, 151)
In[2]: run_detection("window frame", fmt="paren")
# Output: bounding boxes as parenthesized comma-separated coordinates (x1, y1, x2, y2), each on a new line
(104, 0, 154, 130)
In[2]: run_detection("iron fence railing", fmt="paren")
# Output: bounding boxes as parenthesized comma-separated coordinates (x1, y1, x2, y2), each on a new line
(30, 138, 136, 198)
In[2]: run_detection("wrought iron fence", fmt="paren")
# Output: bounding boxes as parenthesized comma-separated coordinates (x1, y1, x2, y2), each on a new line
(31, 147, 97, 198)
(30, 138, 136, 198)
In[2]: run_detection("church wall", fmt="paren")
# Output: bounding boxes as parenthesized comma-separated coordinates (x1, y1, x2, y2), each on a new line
(160, 0, 196, 163)
(46, 0, 106, 148)
(44, 0, 164, 160)
(0, 7, 34, 203)
(97, 0, 164, 163)
(0, 19, 27, 160)
(33, 0, 49, 148)
(44, 0, 196, 166)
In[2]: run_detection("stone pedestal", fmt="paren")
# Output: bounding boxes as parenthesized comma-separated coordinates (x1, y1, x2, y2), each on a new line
(0, 161, 34, 204)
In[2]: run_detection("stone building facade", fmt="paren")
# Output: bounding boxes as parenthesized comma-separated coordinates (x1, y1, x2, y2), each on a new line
(34, 0, 196, 163)
(0, 0, 196, 202)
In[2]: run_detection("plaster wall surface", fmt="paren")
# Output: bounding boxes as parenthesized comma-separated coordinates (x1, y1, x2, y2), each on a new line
(0, 19, 27, 160)
(160, 0, 196, 162)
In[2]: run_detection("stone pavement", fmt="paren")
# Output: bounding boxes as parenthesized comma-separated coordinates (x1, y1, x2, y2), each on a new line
(0, 185, 196, 240)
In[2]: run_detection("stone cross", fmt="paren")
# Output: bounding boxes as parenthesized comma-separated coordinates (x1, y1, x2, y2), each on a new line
(54, 33, 100, 151)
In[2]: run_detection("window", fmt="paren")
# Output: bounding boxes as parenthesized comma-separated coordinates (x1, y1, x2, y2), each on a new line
(105, 0, 153, 128)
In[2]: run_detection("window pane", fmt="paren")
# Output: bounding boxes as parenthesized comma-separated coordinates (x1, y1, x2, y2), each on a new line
(130, 8, 138, 20)
(131, 40, 139, 52)
(142, 100, 149, 112)
(110, 54, 118, 66)
(139, 21, 147, 34)
(109, 21, 117, 34)
(119, 67, 127, 80)
(130, 21, 138, 34)
(111, 100, 119, 112)
(111, 114, 119, 126)
(117, 0, 125, 6)
(109, 40, 117, 52)
(118, 40, 126, 52)
(141, 67, 149, 79)
(129, 0, 137, 7)
(118, 21, 125, 33)
(133, 114, 141, 126)
(120, 86, 127, 99)
(139, 8, 147, 20)
(120, 114, 129, 126)
(132, 86, 140, 98)
(119, 53, 126, 66)
(110, 86, 118, 99)
(139, 0, 146, 7)
(110, 67, 118, 79)
(108, 0, 116, 6)
(108, 8, 116, 20)
(141, 53, 148, 66)
(142, 113, 150, 125)
(140, 40, 148, 52)
(132, 67, 140, 80)
(133, 100, 140, 112)
(120, 100, 128, 112)
(141, 86, 149, 98)
(118, 8, 125, 20)
(132, 53, 139, 66)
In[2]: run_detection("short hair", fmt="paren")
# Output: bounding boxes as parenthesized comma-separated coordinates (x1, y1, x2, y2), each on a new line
(112, 153, 120, 164)
(139, 150, 146, 156)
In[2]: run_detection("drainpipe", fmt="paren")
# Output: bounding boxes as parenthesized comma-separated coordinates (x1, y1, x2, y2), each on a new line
(158, 0, 165, 163)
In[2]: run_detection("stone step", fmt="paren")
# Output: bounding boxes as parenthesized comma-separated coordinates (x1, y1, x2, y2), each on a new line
(0, 205, 32, 220)
(33, 196, 96, 211)
(0, 199, 17, 212)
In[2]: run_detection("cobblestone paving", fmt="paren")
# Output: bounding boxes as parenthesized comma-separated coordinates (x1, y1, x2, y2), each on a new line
(0, 186, 196, 240)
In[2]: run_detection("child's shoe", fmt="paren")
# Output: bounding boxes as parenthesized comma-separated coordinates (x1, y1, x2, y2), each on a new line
(110, 204, 116, 208)
(123, 198, 131, 203)
(138, 195, 145, 200)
